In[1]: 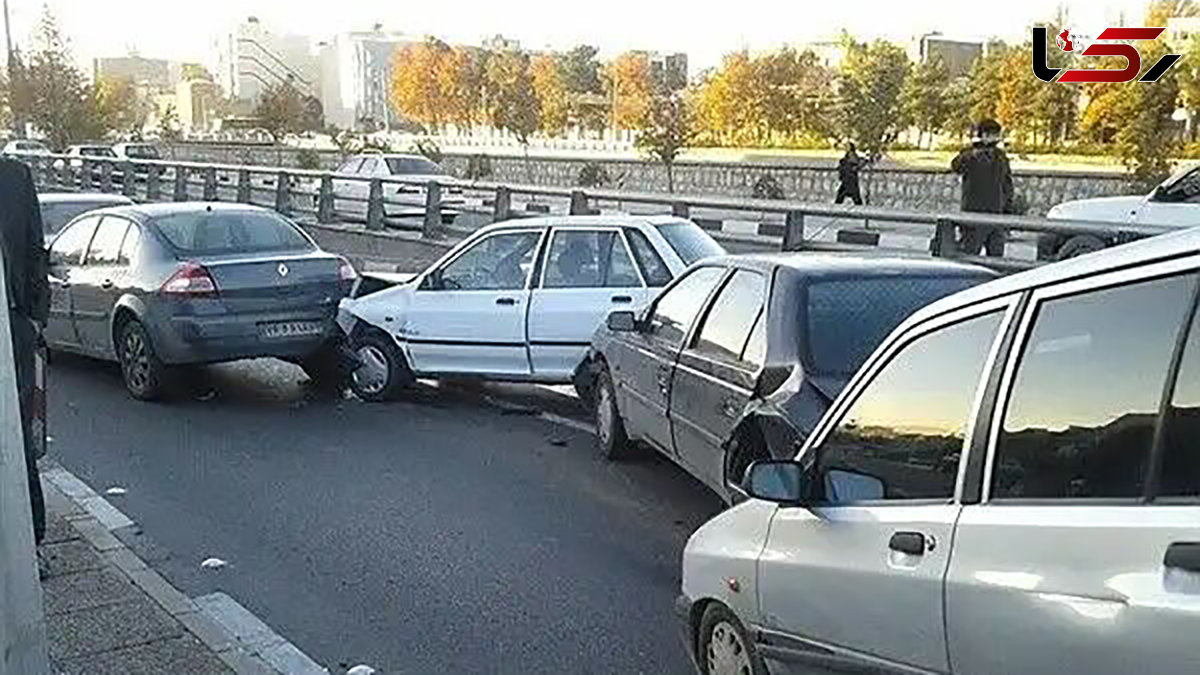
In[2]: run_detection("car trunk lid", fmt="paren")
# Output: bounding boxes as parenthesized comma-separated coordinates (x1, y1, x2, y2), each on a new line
(193, 252, 346, 314)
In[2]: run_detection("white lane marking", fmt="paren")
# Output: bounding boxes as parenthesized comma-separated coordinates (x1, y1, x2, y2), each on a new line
(195, 592, 329, 674)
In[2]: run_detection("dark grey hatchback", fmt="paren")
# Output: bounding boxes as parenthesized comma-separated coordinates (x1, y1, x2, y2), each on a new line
(45, 203, 356, 399)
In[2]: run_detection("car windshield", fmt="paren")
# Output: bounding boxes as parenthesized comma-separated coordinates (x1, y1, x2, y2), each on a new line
(655, 222, 725, 265)
(805, 275, 992, 376)
(386, 157, 443, 175)
(124, 145, 160, 159)
(152, 210, 314, 255)
(41, 201, 117, 234)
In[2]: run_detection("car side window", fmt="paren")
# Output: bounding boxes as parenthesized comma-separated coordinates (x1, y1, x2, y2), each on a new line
(337, 158, 363, 174)
(542, 230, 641, 289)
(49, 216, 100, 267)
(648, 267, 725, 348)
(741, 312, 767, 368)
(436, 231, 542, 291)
(86, 217, 129, 266)
(1162, 301, 1200, 498)
(818, 311, 1003, 504)
(624, 228, 673, 287)
(993, 273, 1198, 500)
(1162, 169, 1200, 203)
(118, 224, 141, 266)
(692, 270, 766, 366)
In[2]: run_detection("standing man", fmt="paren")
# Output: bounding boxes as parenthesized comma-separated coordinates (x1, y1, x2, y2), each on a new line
(835, 142, 864, 206)
(951, 119, 1013, 257)
(0, 157, 48, 544)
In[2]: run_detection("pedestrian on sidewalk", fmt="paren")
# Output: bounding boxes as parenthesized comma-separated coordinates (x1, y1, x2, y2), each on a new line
(951, 119, 1014, 257)
(0, 158, 49, 545)
(835, 143, 865, 206)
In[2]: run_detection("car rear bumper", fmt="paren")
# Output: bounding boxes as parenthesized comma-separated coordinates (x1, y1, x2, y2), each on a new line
(148, 308, 340, 365)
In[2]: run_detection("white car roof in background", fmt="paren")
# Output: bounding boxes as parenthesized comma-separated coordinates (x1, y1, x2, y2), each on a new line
(473, 215, 690, 235)
(38, 192, 134, 205)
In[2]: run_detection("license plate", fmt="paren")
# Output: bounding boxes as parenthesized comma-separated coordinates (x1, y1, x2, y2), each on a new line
(259, 321, 323, 339)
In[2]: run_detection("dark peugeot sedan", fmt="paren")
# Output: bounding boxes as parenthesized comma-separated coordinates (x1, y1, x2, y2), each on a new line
(45, 203, 356, 399)
(579, 253, 997, 502)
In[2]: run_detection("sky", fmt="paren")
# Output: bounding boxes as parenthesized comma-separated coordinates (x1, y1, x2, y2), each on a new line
(4, 0, 1156, 72)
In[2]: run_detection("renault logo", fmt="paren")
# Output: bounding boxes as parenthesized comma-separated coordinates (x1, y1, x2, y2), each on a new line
(278, 263, 289, 278)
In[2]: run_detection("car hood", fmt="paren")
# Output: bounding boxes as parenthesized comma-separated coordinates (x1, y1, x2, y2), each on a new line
(339, 280, 417, 333)
(1047, 195, 1145, 222)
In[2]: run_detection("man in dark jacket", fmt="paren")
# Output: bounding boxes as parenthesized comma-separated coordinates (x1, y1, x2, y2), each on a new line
(0, 158, 49, 544)
(951, 119, 1014, 256)
(835, 143, 864, 205)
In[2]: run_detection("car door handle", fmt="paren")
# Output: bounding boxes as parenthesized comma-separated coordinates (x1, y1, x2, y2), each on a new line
(889, 532, 932, 556)
(1165, 543, 1200, 572)
(611, 295, 633, 304)
(496, 297, 517, 306)
(656, 365, 671, 395)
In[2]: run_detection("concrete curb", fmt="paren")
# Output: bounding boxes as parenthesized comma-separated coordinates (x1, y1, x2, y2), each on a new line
(41, 460, 328, 675)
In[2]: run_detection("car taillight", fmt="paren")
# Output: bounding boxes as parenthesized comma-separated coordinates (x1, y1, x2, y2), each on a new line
(161, 262, 217, 296)
(338, 258, 358, 282)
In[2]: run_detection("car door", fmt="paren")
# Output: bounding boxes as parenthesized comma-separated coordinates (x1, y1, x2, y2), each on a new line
(610, 266, 726, 456)
(947, 261, 1200, 675)
(755, 301, 1011, 675)
(333, 157, 365, 217)
(1134, 167, 1200, 227)
(404, 228, 545, 377)
(44, 216, 100, 350)
(527, 228, 649, 380)
(71, 216, 130, 355)
(669, 268, 768, 495)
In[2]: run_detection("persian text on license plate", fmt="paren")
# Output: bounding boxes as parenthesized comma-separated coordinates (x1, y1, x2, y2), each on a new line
(259, 321, 323, 339)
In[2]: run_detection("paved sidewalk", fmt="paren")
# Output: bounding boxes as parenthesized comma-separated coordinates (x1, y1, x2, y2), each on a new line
(40, 469, 281, 675)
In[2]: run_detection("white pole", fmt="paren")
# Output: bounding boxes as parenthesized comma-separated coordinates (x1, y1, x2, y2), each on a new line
(0, 244, 49, 674)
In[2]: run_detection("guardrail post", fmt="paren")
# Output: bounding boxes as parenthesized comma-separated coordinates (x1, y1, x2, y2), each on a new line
(493, 185, 511, 222)
(672, 202, 690, 218)
(236, 169, 252, 203)
(58, 159, 71, 190)
(146, 164, 161, 201)
(569, 190, 589, 215)
(423, 181, 442, 237)
(274, 170, 291, 216)
(782, 210, 805, 251)
(99, 160, 114, 192)
(317, 175, 335, 223)
(366, 178, 384, 231)
(931, 218, 958, 258)
(203, 167, 218, 201)
(121, 162, 136, 198)
(173, 165, 188, 201)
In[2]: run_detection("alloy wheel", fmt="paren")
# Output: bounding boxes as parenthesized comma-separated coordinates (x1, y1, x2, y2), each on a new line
(122, 329, 150, 393)
(352, 345, 389, 395)
(596, 382, 613, 447)
(707, 621, 753, 675)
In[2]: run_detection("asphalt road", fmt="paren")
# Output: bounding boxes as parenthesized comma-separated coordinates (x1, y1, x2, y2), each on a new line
(47, 355, 723, 674)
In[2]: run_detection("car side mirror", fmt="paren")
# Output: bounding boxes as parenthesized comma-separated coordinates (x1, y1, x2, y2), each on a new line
(607, 310, 638, 332)
(743, 460, 810, 505)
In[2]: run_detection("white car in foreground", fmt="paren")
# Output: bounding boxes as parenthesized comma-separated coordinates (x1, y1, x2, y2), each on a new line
(337, 215, 726, 400)
(1043, 163, 1200, 259)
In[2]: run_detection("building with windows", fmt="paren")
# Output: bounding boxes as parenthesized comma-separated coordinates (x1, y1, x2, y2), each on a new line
(93, 55, 172, 91)
(319, 28, 419, 131)
(213, 16, 321, 115)
(649, 52, 689, 90)
(908, 33, 982, 78)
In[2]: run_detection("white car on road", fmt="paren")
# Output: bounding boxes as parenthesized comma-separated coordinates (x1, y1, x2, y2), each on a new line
(1043, 163, 1200, 259)
(337, 215, 726, 400)
(332, 153, 465, 223)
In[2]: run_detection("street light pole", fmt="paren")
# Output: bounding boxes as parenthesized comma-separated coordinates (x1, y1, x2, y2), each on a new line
(2, 0, 20, 137)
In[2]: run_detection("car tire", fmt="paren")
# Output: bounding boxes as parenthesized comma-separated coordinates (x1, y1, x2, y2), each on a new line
(117, 319, 166, 401)
(594, 365, 633, 460)
(348, 331, 412, 402)
(698, 604, 767, 675)
(1057, 234, 1107, 260)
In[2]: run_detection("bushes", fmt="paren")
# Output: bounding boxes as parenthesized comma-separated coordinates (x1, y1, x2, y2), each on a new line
(577, 162, 611, 188)
(752, 174, 785, 199)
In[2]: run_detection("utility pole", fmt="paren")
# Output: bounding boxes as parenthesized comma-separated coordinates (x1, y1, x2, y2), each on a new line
(2, 0, 20, 138)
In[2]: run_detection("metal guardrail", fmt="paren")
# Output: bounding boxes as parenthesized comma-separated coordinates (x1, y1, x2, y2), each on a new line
(13, 152, 1176, 273)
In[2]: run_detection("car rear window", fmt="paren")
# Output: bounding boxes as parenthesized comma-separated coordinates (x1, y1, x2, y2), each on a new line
(81, 147, 116, 157)
(655, 222, 725, 265)
(124, 145, 160, 159)
(386, 157, 442, 175)
(806, 275, 992, 376)
(152, 211, 314, 255)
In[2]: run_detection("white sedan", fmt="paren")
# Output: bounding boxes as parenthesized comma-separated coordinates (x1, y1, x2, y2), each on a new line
(337, 215, 726, 400)
(1043, 163, 1199, 259)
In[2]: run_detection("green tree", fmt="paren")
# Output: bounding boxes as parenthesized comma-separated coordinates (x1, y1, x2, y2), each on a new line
(446, 47, 489, 131)
(158, 103, 181, 141)
(25, 7, 96, 148)
(966, 41, 1008, 124)
(606, 51, 654, 130)
(636, 89, 695, 193)
(94, 77, 151, 139)
(486, 50, 540, 155)
(836, 38, 911, 156)
(902, 56, 952, 149)
(530, 53, 569, 136)
(562, 45, 603, 94)
(254, 80, 307, 142)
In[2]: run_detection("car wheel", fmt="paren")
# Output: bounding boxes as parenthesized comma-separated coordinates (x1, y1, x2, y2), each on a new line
(118, 320, 166, 401)
(349, 331, 412, 402)
(1057, 234, 1107, 260)
(699, 604, 767, 675)
(594, 365, 633, 460)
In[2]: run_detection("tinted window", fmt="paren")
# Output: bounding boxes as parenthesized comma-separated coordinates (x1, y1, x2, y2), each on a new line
(81, 147, 116, 157)
(649, 267, 725, 348)
(543, 230, 640, 289)
(49, 217, 99, 266)
(439, 231, 542, 291)
(118, 226, 141, 265)
(40, 201, 114, 234)
(386, 157, 443, 175)
(1163, 304, 1200, 498)
(693, 270, 766, 365)
(655, 222, 725, 265)
(819, 311, 1003, 503)
(625, 228, 672, 287)
(86, 218, 129, 265)
(993, 274, 1196, 500)
(807, 275, 990, 376)
(153, 211, 313, 255)
(124, 145, 159, 159)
